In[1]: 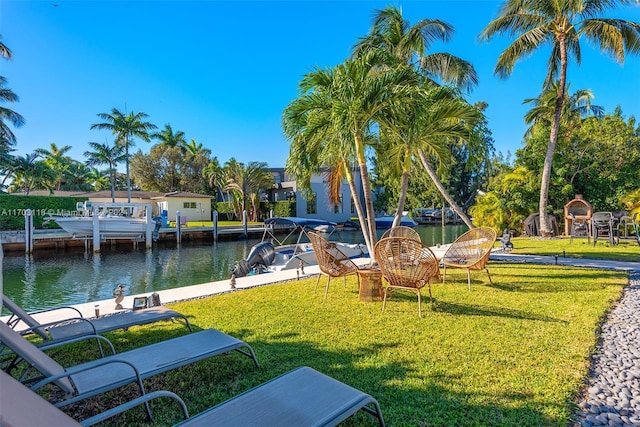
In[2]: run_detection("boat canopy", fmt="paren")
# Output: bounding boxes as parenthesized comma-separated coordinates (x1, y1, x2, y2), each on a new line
(264, 217, 337, 228)
(262, 217, 338, 247)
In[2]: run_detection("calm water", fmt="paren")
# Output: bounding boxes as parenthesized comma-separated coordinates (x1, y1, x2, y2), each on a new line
(2, 225, 467, 312)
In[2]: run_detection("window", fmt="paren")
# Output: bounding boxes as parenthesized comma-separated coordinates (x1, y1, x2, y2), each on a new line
(183, 202, 196, 209)
(306, 192, 317, 214)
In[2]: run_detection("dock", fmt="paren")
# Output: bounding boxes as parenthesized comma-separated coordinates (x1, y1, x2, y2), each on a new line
(0, 225, 268, 253)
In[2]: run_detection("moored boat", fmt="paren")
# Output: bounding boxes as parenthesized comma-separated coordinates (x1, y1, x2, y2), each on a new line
(374, 212, 418, 229)
(232, 217, 368, 277)
(46, 202, 153, 238)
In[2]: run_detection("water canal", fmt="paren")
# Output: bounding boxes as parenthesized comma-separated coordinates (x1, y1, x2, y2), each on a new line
(2, 225, 467, 312)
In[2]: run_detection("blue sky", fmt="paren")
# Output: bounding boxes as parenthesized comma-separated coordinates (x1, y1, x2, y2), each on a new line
(2, 1, 639, 169)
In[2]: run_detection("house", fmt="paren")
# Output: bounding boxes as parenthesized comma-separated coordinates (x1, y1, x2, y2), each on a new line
(266, 168, 366, 223)
(21, 190, 215, 222)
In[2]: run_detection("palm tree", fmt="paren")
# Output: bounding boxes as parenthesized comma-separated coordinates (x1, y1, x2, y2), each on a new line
(353, 6, 481, 227)
(523, 83, 603, 138)
(479, 0, 640, 236)
(86, 167, 111, 191)
(283, 50, 418, 255)
(62, 161, 92, 191)
(34, 143, 72, 190)
(90, 108, 157, 202)
(385, 84, 480, 228)
(0, 76, 25, 146)
(84, 141, 126, 202)
(223, 159, 273, 221)
(9, 153, 56, 195)
(153, 123, 186, 150)
(353, 6, 478, 92)
(203, 157, 225, 199)
(184, 138, 204, 156)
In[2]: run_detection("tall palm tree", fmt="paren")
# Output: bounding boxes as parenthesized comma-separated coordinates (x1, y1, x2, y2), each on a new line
(385, 84, 480, 228)
(90, 108, 157, 202)
(223, 159, 273, 221)
(479, 0, 640, 235)
(353, 6, 481, 227)
(283, 50, 418, 255)
(34, 142, 72, 190)
(84, 141, 126, 202)
(353, 6, 478, 92)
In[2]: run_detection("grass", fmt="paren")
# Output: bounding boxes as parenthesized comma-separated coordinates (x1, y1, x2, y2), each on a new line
(45, 263, 627, 426)
(508, 236, 640, 262)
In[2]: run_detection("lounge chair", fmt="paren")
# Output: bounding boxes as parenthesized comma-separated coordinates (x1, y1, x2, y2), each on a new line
(0, 321, 259, 413)
(441, 227, 497, 290)
(2, 293, 193, 347)
(1, 367, 385, 427)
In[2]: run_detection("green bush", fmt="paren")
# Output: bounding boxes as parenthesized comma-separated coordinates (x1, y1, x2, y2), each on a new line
(0, 194, 88, 230)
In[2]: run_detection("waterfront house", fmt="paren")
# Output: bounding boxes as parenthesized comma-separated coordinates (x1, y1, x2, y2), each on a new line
(266, 168, 366, 223)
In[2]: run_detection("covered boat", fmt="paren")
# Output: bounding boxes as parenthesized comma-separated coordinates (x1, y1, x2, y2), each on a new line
(374, 212, 418, 229)
(232, 217, 368, 277)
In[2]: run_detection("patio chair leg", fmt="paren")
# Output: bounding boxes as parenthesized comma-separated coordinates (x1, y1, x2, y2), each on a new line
(381, 289, 390, 313)
(486, 268, 493, 285)
(467, 270, 471, 291)
(324, 277, 332, 299)
(427, 282, 433, 303)
(442, 265, 447, 284)
(314, 274, 322, 293)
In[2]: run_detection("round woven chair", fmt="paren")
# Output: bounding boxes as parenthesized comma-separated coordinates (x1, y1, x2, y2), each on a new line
(380, 226, 421, 243)
(441, 227, 497, 290)
(374, 237, 440, 317)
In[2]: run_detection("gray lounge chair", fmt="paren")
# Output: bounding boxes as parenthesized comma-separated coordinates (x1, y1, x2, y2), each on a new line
(1, 366, 385, 427)
(2, 293, 193, 347)
(0, 321, 259, 412)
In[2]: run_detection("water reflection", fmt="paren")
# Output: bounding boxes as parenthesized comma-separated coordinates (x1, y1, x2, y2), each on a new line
(2, 225, 466, 312)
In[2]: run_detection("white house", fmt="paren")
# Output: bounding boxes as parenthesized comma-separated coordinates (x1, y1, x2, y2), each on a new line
(267, 168, 365, 223)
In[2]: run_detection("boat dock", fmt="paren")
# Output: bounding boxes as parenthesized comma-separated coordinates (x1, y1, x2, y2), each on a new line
(0, 225, 267, 253)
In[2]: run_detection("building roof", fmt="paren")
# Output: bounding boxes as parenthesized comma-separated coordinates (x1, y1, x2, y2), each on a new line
(12, 190, 214, 199)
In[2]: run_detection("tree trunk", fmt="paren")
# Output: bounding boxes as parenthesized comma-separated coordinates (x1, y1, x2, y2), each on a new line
(392, 171, 410, 228)
(343, 165, 373, 256)
(125, 136, 132, 203)
(354, 134, 378, 258)
(418, 148, 474, 229)
(539, 38, 568, 237)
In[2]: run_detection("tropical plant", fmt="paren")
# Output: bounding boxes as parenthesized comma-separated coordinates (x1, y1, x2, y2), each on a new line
(84, 141, 126, 202)
(353, 6, 481, 228)
(90, 108, 157, 202)
(152, 123, 186, 150)
(34, 143, 73, 191)
(523, 83, 603, 139)
(352, 6, 478, 91)
(8, 153, 56, 195)
(479, 0, 640, 236)
(283, 50, 418, 255)
(223, 159, 273, 221)
(61, 161, 93, 191)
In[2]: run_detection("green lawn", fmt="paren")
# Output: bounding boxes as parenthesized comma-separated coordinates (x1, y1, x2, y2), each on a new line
(50, 263, 627, 426)
(508, 236, 640, 262)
